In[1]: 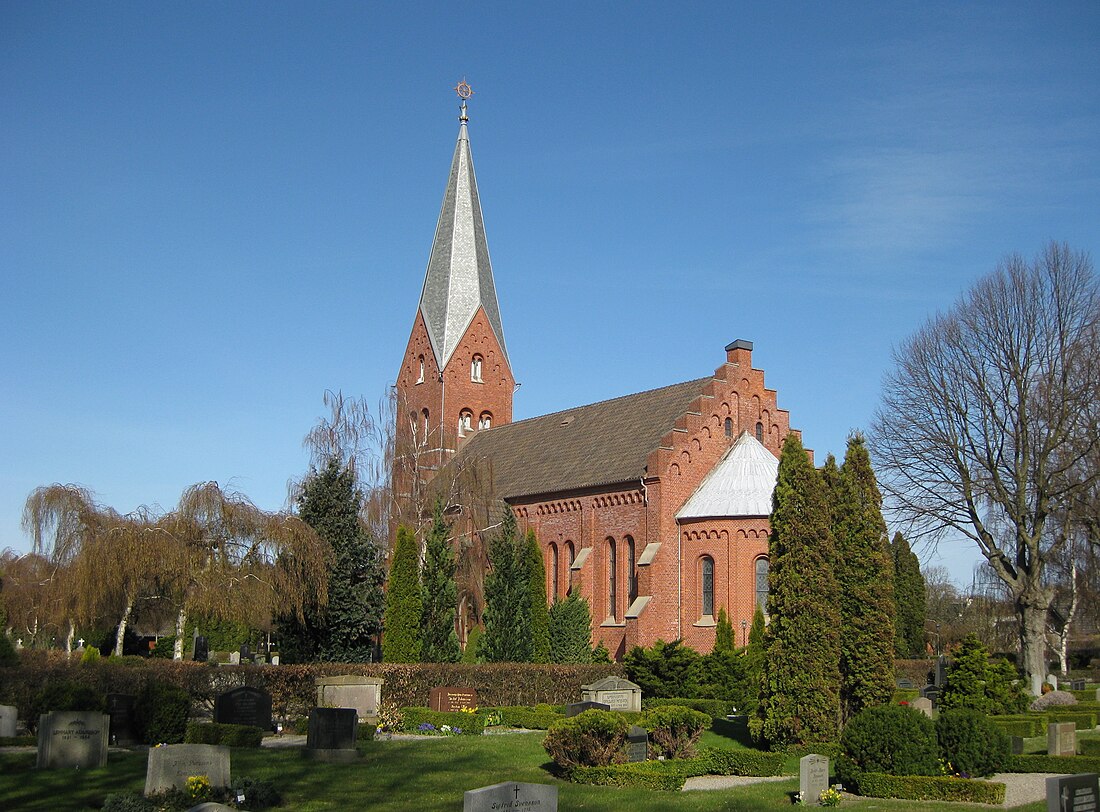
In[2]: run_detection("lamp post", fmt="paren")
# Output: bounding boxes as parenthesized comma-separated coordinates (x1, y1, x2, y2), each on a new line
(741, 619, 748, 647)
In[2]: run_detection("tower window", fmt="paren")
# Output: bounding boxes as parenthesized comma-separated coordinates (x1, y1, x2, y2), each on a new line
(417, 355, 425, 384)
(724, 417, 733, 438)
(755, 556, 769, 613)
(701, 556, 714, 617)
(471, 355, 483, 382)
(478, 411, 492, 430)
(458, 409, 473, 436)
(755, 422, 764, 442)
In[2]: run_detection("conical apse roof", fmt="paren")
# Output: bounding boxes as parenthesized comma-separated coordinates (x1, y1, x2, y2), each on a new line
(676, 432, 779, 519)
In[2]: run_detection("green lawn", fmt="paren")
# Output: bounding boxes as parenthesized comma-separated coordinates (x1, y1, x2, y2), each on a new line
(0, 730, 1048, 811)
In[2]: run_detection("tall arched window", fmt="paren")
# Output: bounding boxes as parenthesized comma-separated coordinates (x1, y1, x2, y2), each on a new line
(626, 536, 637, 603)
(565, 541, 575, 595)
(422, 408, 430, 438)
(607, 538, 617, 620)
(417, 355, 425, 383)
(701, 556, 715, 617)
(724, 417, 733, 438)
(549, 542, 559, 598)
(471, 354, 483, 382)
(458, 409, 473, 435)
(755, 421, 764, 442)
(479, 411, 492, 430)
(755, 557, 770, 612)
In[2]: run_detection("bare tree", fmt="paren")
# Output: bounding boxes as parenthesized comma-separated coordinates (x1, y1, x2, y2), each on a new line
(873, 243, 1100, 691)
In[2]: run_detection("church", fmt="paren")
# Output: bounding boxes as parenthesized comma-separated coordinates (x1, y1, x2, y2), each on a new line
(394, 93, 808, 660)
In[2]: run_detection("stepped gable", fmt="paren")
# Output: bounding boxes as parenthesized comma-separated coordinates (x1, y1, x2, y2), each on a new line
(456, 377, 711, 499)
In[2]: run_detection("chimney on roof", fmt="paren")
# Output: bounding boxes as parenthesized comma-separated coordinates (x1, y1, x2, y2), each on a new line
(725, 339, 753, 367)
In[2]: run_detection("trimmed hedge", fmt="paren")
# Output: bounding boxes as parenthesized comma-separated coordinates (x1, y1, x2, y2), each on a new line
(1005, 754, 1100, 773)
(699, 746, 785, 776)
(484, 705, 562, 730)
(989, 716, 1044, 738)
(1046, 710, 1098, 729)
(851, 771, 1005, 804)
(783, 742, 841, 762)
(640, 698, 734, 718)
(1080, 739, 1100, 756)
(398, 707, 484, 735)
(184, 722, 264, 747)
(569, 758, 707, 790)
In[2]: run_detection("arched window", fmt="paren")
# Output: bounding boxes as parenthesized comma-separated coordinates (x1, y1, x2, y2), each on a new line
(409, 410, 418, 442)
(607, 538, 617, 620)
(471, 354, 483, 382)
(549, 542, 559, 598)
(755, 421, 764, 442)
(755, 557, 769, 612)
(626, 536, 637, 603)
(701, 556, 714, 617)
(417, 355, 425, 383)
(724, 417, 733, 438)
(478, 411, 492, 430)
(565, 541, 575, 595)
(459, 409, 473, 436)
(422, 408, 429, 438)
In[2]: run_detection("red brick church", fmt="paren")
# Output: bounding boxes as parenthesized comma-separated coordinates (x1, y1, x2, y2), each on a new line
(395, 98, 807, 659)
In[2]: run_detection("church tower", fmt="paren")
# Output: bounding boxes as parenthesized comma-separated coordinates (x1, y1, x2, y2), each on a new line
(395, 88, 515, 488)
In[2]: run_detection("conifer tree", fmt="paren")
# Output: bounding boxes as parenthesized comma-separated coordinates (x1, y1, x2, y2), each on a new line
(891, 531, 927, 657)
(834, 435, 896, 723)
(549, 593, 593, 663)
(714, 607, 734, 654)
(523, 529, 551, 663)
(381, 525, 422, 662)
(755, 433, 841, 748)
(420, 504, 461, 663)
(743, 607, 766, 714)
(479, 508, 530, 662)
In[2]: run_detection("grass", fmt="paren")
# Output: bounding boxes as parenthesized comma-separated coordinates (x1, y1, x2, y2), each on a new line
(0, 727, 1048, 811)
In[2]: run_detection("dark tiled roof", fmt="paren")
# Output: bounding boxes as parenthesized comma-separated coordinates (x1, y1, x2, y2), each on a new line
(456, 377, 710, 499)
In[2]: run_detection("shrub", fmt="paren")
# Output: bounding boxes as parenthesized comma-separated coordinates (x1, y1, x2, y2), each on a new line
(838, 704, 939, 782)
(0, 633, 19, 667)
(543, 709, 629, 769)
(642, 697, 734, 718)
(850, 770, 1006, 804)
(569, 758, 707, 790)
(936, 709, 1010, 777)
(102, 793, 155, 812)
(230, 776, 281, 810)
(1046, 710, 1097, 729)
(642, 705, 710, 759)
(30, 679, 105, 730)
(623, 640, 701, 698)
(398, 707, 483, 735)
(699, 746, 784, 776)
(483, 705, 562, 730)
(135, 680, 191, 744)
(939, 635, 1027, 715)
(1030, 690, 1078, 711)
(1081, 739, 1100, 756)
(184, 722, 264, 747)
(80, 646, 102, 664)
(988, 716, 1044, 738)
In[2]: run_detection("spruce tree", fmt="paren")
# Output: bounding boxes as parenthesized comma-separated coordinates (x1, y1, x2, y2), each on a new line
(549, 593, 593, 663)
(891, 531, 927, 657)
(420, 503, 461, 663)
(755, 433, 841, 748)
(523, 529, 551, 663)
(381, 525, 422, 662)
(834, 435, 896, 723)
(714, 607, 734, 653)
(479, 508, 530, 662)
(278, 458, 385, 662)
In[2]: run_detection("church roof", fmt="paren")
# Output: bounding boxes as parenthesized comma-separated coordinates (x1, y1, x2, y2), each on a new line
(418, 103, 509, 370)
(675, 431, 778, 519)
(456, 377, 711, 499)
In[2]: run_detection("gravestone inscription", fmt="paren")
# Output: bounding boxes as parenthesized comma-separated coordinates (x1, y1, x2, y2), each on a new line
(565, 701, 610, 718)
(1048, 722, 1077, 757)
(1045, 773, 1099, 812)
(0, 705, 17, 738)
(429, 687, 477, 713)
(315, 675, 383, 721)
(580, 676, 642, 712)
(463, 781, 558, 812)
(106, 694, 137, 745)
(800, 754, 829, 806)
(36, 711, 109, 769)
(626, 725, 648, 763)
(145, 743, 230, 795)
(214, 686, 272, 731)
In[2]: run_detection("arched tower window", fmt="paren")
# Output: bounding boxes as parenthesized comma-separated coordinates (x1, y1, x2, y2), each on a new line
(755, 557, 770, 612)
(724, 417, 733, 438)
(701, 556, 715, 617)
(607, 538, 617, 620)
(422, 408, 430, 438)
(479, 411, 492, 430)
(417, 355, 425, 384)
(471, 354, 483, 382)
(458, 409, 473, 436)
(626, 536, 637, 603)
(755, 421, 764, 442)
(549, 542, 559, 598)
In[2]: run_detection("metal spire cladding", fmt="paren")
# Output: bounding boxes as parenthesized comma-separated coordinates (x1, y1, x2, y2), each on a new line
(417, 99, 509, 370)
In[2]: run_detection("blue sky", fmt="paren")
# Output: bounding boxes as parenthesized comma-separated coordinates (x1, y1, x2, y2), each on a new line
(2, 3, 1098, 584)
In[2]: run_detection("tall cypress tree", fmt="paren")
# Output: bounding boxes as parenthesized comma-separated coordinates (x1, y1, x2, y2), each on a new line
(714, 607, 735, 654)
(549, 593, 593, 663)
(277, 458, 385, 662)
(523, 529, 551, 663)
(743, 606, 766, 715)
(420, 504, 461, 663)
(891, 531, 927, 657)
(381, 525, 422, 662)
(754, 433, 841, 748)
(834, 434, 895, 723)
(479, 508, 530, 662)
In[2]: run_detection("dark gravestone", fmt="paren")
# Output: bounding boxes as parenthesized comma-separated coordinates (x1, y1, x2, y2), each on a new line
(896, 678, 914, 689)
(213, 686, 272, 731)
(306, 708, 358, 762)
(1011, 736, 1025, 755)
(935, 656, 949, 687)
(565, 701, 610, 718)
(239, 643, 251, 662)
(1046, 773, 1099, 812)
(626, 725, 648, 763)
(920, 685, 941, 709)
(106, 694, 137, 746)
(193, 636, 209, 662)
(1072, 679, 1087, 692)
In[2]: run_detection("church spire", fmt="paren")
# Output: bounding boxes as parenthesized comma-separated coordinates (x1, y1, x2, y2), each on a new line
(417, 85, 509, 371)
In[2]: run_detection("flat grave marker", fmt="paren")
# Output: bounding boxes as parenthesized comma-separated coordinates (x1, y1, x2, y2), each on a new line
(463, 781, 558, 812)
(800, 754, 830, 806)
(429, 687, 477, 713)
(1046, 773, 1099, 812)
(145, 743, 230, 795)
(36, 711, 109, 769)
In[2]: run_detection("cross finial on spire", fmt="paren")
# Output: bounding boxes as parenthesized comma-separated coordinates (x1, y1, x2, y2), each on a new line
(454, 79, 473, 122)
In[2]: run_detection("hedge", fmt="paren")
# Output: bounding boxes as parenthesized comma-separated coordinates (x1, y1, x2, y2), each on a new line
(398, 707, 485, 735)
(850, 771, 1005, 804)
(783, 742, 841, 762)
(640, 698, 734, 718)
(1080, 739, 1100, 756)
(699, 747, 785, 776)
(1046, 710, 1098, 729)
(484, 706, 562, 730)
(184, 722, 264, 747)
(989, 716, 1044, 738)
(1073, 690, 1098, 702)
(1005, 755, 1100, 773)
(569, 758, 708, 790)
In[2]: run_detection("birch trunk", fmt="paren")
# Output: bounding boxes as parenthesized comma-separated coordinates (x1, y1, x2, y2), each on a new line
(114, 596, 134, 657)
(173, 606, 187, 661)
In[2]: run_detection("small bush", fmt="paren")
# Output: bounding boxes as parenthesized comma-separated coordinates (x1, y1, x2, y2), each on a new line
(135, 680, 191, 744)
(642, 705, 710, 759)
(699, 746, 784, 776)
(1081, 740, 1100, 756)
(398, 707, 483, 735)
(80, 646, 101, 665)
(184, 722, 263, 747)
(30, 679, 105, 730)
(0, 633, 19, 667)
(936, 709, 1010, 777)
(850, 770, 1006, 804)
(544, 709, 629, 769)
(358, 722, 377, 740)
(1030, 690, 1078, 711)
(784, 742, 841, 761)
(102, 793, 155, 812)
(230, 776, 281, 810)
(838, 704, 939, 782)
(1046, 710, 1098, 729)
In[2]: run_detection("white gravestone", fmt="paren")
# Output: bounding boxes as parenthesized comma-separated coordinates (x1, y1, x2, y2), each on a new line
(579, 676, 642, 712)
(145, 744, 231, 795)
(1048, 722, 1077, 757)
(0, 705, 17, 738)
(912, 697, 934, 718)
(463, 781, 558, 812)
(315, 675, 383, 721)
(800, 754, 829, 806)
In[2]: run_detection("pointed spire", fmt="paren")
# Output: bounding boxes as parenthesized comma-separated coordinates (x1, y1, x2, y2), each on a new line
(417, 87, 508, 370)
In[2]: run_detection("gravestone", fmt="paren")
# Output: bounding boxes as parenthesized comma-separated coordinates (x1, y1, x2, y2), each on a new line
(193, 635, 209, 662)
(463, 781, 558, 812)
(919, 684, 941, 709)
(1096, 687, 1100, 703)
(912, 697, 934, 718)
(145, 743, 230, 795)
(315, 675, 383, 721)
(106, 694, 137, 745)
(799, 754, 830, 806)
(1046, 773, 1099, 812)
(239, 643, 251, 662)
(0, 705, 17, 738)
(626, 725, 648, 763)
(36, 711, 109, 769)
(214, 686, 272, 731)
(1032, 673, 1043, 697)
(895, 678, 914, 689)
(271, 655, 279, 666)
(429, 687, 478, 713)
(306, 708, 358, 762)
(1048, 722, 1077, 757)
(580, 676, 642, 712)
(1047, 674, 1059, 691)
(228, 652, 240, 665)
(935, 656, 949, 687)
(1071, 679, 1086, 691)
(565, 701, 610, 718)
(1011, 736, 1025, 755)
